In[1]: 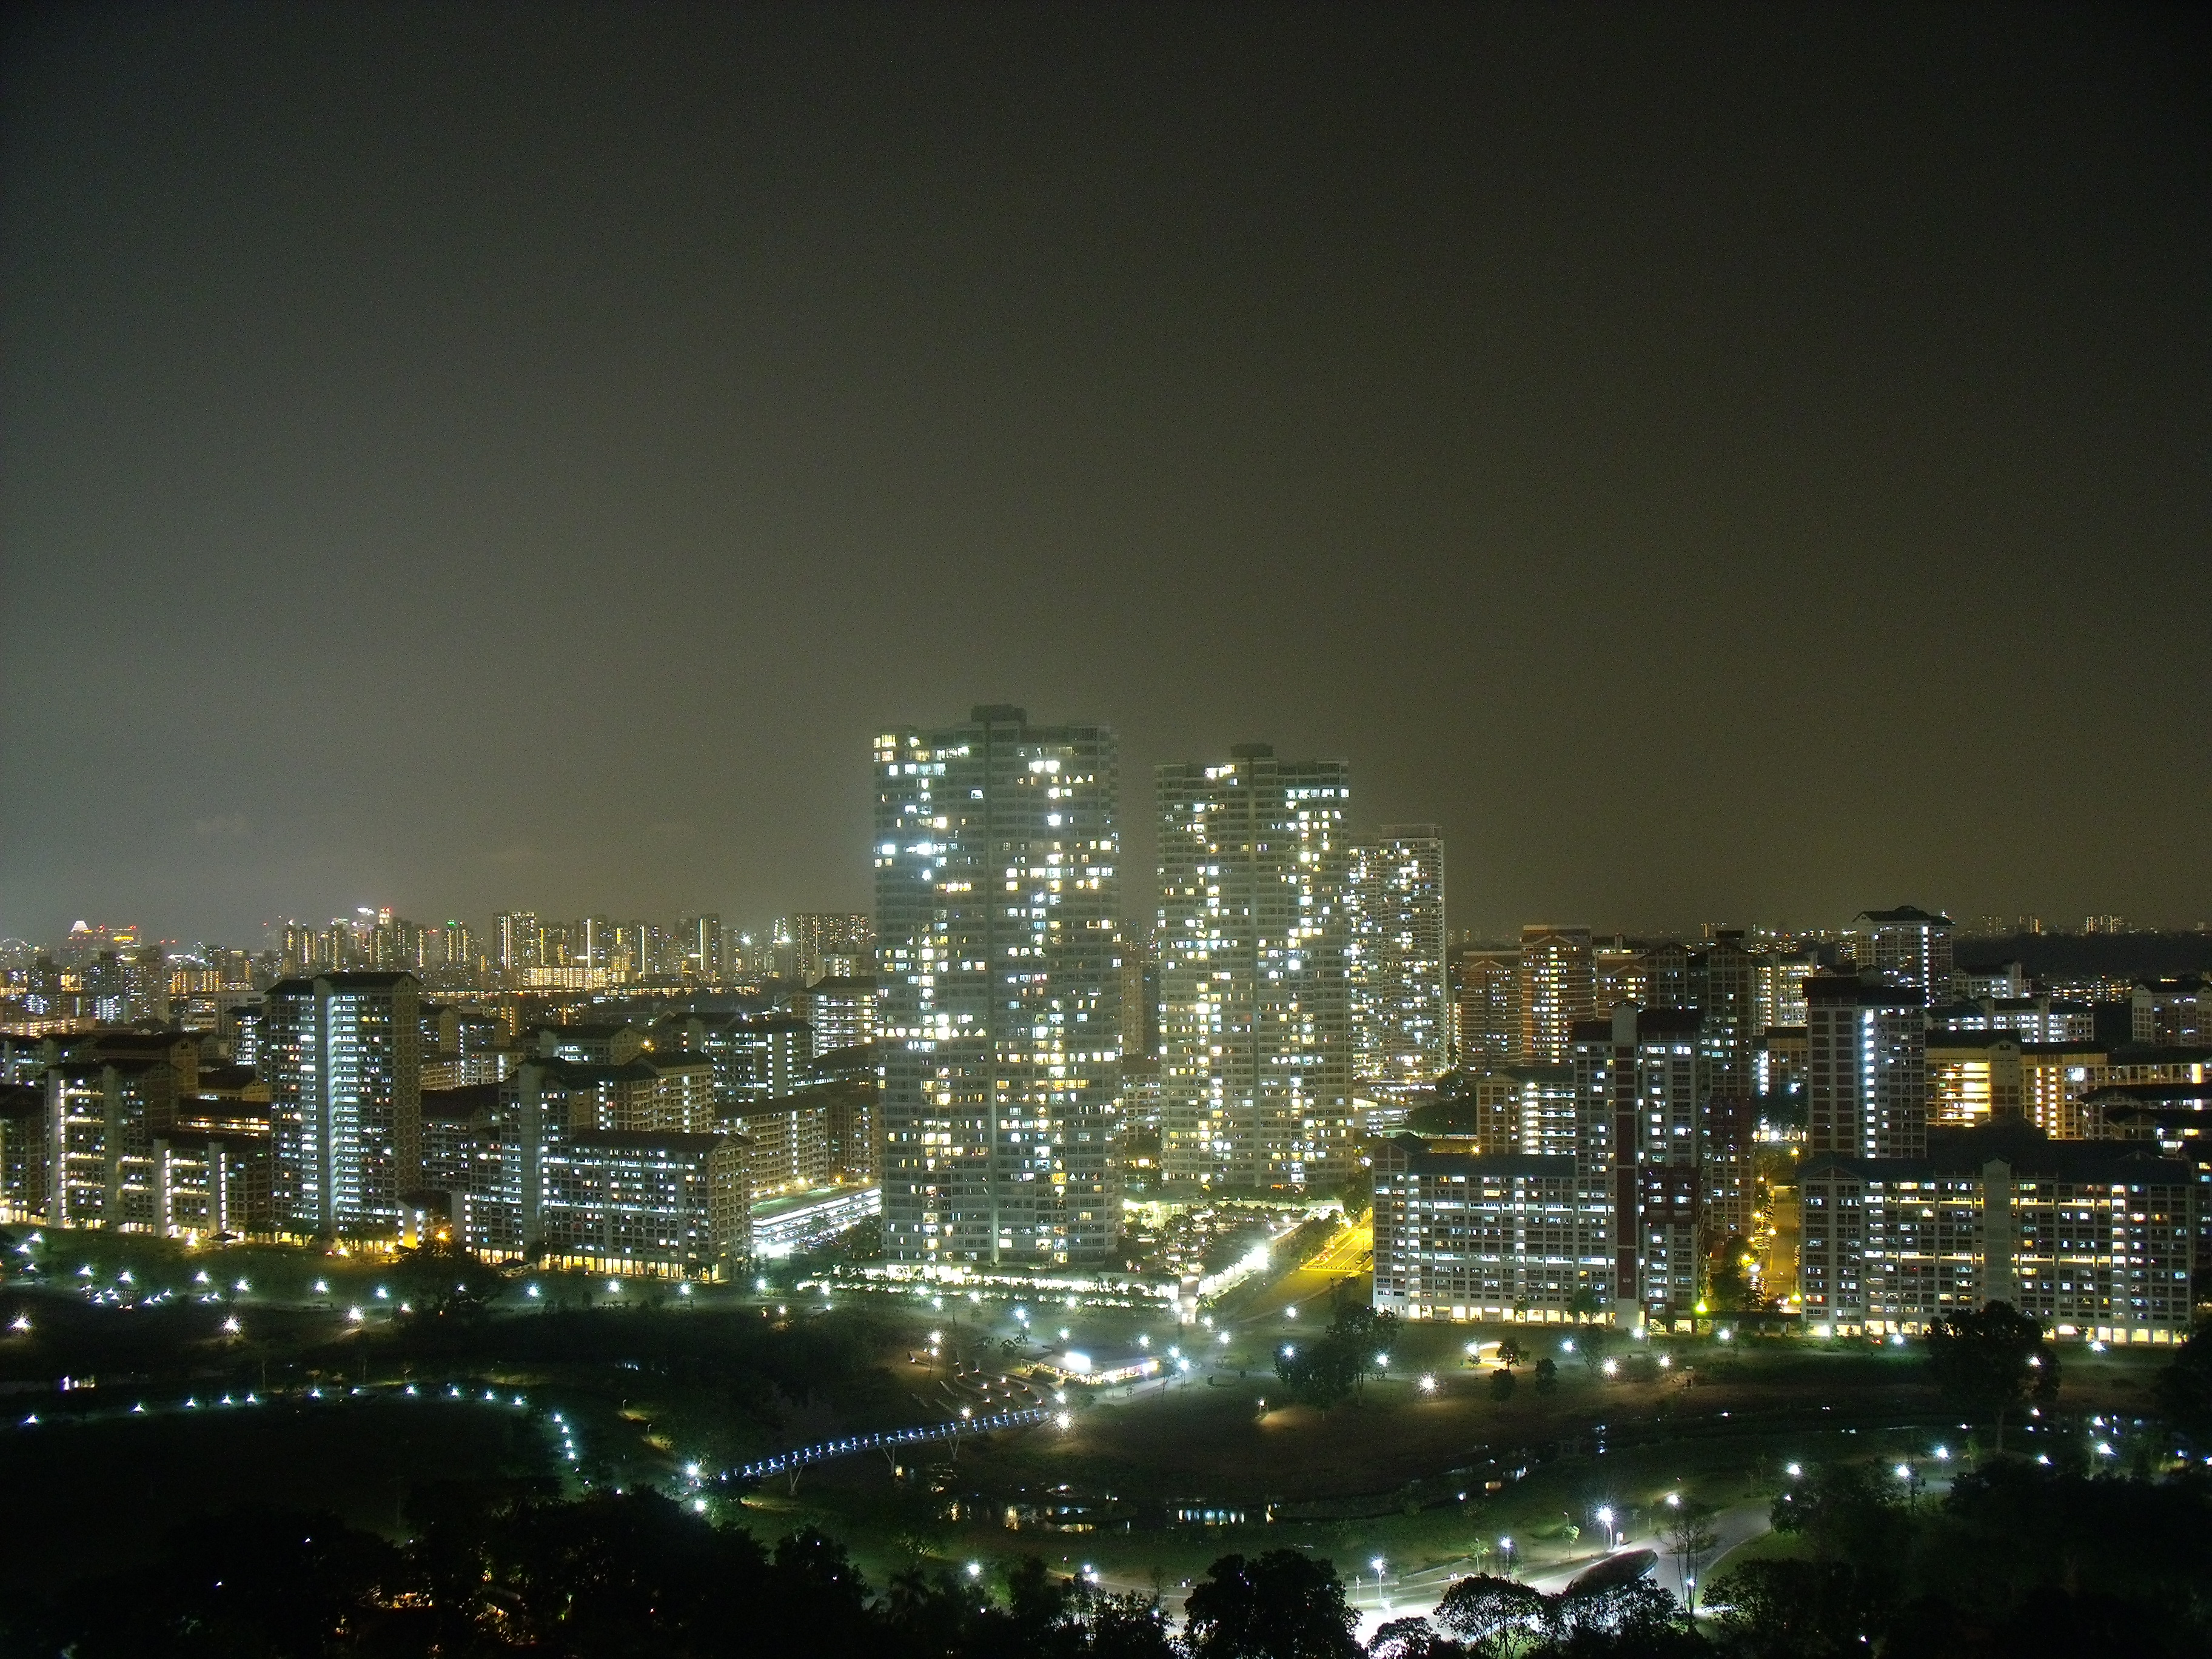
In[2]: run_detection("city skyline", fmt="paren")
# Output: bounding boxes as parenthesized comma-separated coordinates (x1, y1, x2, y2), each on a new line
(4, 9, 2211, 1652)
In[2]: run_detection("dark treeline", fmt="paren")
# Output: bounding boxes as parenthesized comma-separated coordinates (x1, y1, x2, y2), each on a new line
(6, 1457, 2212, 1658)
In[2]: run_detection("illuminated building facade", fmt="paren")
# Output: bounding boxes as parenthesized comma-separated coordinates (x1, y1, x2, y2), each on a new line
(2134, 977, 2211, 1048)
(44, 1058, 170, 1230)
(1346, 825, 1449, 1094)
(1156, 745, 1352, 1191)
(538, 1129, 749, 1276)
(0, 1085, 44, 1220)
(1798, 1123, 2194, 1339)
(1574, 1007, 1707, 1321)
(1370, 1134, 1609, 1320)
(1931, 996, 2097, 1044)
(791, 974, 879, 1056)
(876, 706, 1122, 1265)
(723, 1093, 833, 1197)
(1518, 925, 1595, 1064)
(1449, 948, 1520, 1070)
(651, 1013, 813, 1111)
(1752, 948, 1817, 1031)
(262, 971, 423, 1237)
(1460, 1064, 1578, 1158)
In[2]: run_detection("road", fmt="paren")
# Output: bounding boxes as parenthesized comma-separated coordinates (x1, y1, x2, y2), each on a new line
(1222, 1213, 1373, 1325)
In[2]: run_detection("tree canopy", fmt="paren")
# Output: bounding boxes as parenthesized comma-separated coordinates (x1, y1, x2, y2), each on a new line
(1923, 1300, 2057, 1447)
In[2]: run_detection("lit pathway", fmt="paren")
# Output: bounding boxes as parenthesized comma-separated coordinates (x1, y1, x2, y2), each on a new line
(723, 1406, 1048, 1484)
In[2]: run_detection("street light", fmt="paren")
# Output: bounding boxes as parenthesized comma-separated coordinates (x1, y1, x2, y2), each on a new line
(1596, 1506, 1615, 1548)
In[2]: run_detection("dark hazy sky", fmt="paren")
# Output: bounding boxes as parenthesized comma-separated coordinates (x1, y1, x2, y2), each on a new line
(4, 3, 2208, 947)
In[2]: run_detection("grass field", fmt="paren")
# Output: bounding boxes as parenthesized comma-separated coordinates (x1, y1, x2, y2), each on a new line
(0, 1230, 2187, 1606)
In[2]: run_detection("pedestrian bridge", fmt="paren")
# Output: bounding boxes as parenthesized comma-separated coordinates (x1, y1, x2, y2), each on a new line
(723, 1406, 1047, 1483)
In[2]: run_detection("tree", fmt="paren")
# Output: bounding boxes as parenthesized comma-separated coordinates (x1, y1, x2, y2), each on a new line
(1369, 1615, 1466, 1658)
(1490, 1367, 1518, 1403)
(391, 1236, 507, 1321)
(1707, 1558, 1882, 1659)
(1659, 1500, 1719, 1612)
(1184, 1550, 1361, 1659)
(1541, 1579, 1700, 1656)
(1436, 1574, 1547, 1655)
(2156, 1315, 2212, 1432)
(1533, 1357, 1558, 1395)
(1924, 1300, 2057, 1450)
(1276, 1303, 1401, 1408)
(1496, 1335, 1525, 1370)
(1704, 1235, 1755, 1313)
(1768, 1461, 1906, 1574)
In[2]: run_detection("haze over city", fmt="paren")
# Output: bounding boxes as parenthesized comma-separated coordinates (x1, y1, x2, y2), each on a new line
(5, 5, 2207, 945)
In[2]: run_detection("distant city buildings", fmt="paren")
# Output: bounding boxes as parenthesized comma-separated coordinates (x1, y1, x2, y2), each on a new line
(1156, 744, 1353, 1192)
(4, 742, 2208, 1341)
(775, 914, 874, 985)
(1848, 905, 1956, 1002)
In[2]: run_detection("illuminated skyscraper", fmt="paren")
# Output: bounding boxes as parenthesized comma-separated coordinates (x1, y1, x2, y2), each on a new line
(874, 706, 1122, 1266)
(1156, 745, 1353, 1191)
(1346, 826, 1449, 1094)
(1519, 925, 1595, 1064)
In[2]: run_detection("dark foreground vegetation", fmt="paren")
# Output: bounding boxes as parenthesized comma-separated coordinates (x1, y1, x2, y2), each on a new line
(5, 1453, 2212, 1658)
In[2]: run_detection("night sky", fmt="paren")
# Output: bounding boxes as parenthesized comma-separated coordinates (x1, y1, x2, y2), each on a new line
(3, 4, 2207, 946)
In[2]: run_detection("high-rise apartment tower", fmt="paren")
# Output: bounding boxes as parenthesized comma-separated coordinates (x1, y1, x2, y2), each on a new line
(263, 971, 423, 1236)
(1519, 925, 1597, 1064)
(1346, 826, 1449, 1093)
(875, 707, 1122, 1266)
(1157, 745, 1353, 1190)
